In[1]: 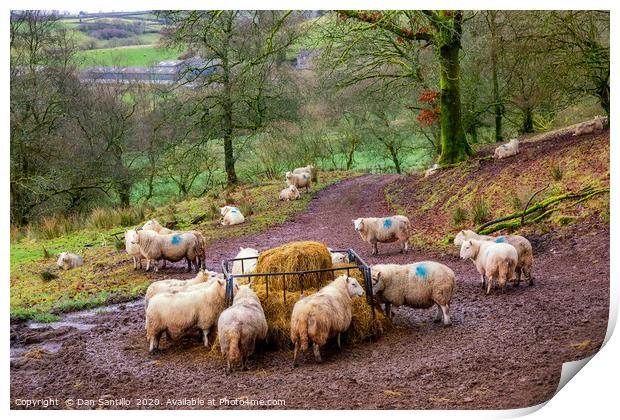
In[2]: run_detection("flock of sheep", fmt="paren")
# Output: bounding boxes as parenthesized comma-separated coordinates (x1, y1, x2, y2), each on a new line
(53, 162, 536, 373)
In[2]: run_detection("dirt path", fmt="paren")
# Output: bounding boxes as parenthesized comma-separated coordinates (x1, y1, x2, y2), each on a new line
(10, 175, 609, 410)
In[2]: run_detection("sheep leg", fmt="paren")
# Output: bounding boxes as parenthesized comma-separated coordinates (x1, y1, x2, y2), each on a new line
(486, 276, 493, 295)
(525, 267, 534, 286)
(227, 360, 232, 374)
(202, 328, 211, 349)
(337, 333, 342, 351)
(149, 331, 162, 354)
(440, 304, 451, 326)
(384, 302, 392, 320)
(146, 259, 151, 272)
(313, 343, 322, 363)
(515, 267, 522, 287)
(242, 358, 248, 371)
(185, 257, 192, 272)
(433, 303, 443, 323)
(293, 341, 300, 367)
(372, 242, 378, 256)
(133, 257, 137, 270)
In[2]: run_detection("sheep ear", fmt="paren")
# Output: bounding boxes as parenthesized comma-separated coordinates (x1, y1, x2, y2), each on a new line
(376, 272, 382, 280)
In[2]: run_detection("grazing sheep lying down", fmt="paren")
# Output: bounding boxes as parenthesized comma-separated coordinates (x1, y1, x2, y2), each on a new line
(460, 239, 518, 294)
(494, 139, 519, 159)
(232, 247, 259, 275)
(125, 229, 144, 270)
(145, 278, 234, 353)
(220, 206, 245, 226)
(293, 164, 318, 183)
(133, 230, 201, 273)
(328, 248, 348, 265)
(424, 164, 439, 178)
(353, 215, 411, 255)
(279, 184, 300, 201)
(574, 116, 604, 136)
(290, 275, 364, 366)
(218, 283, 268, 373)
(454, 229, 533, 286)
(285, 171, 311, 193)
(371, 262, 455, 325)
(56, 252, 83, 270)
(141, 219, 207, 269)
(144, 270, 222, 309)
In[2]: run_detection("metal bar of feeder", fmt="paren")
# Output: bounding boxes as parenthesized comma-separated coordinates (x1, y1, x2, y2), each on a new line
(283, 274, 286, 304)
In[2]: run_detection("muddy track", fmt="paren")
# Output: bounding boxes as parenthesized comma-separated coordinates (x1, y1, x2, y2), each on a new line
(10, 174, 609, 410)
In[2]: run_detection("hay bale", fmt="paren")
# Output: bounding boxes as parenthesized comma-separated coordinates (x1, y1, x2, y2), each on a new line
(255, 241, 333, 292)
(253, 280, 389, 351)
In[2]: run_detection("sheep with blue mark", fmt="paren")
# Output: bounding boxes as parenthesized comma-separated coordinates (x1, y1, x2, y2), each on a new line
(370, 262, 455, 325)
(454, 230, 533, 287)
(352, 215, 411, 255)
(285, 171, 312, 193)
(494, 138, 519, 159)
(220, 205, 245, 226)
(292, 164, 318, 183)
(460, 239, 518, 294)
(141, 219, 207, 270)
(56, 252, 84, 270)
(132, 229, 202, 273)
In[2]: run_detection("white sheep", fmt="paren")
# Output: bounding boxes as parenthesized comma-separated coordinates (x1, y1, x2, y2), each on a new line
(460, 239, 518, 294)
(133, 230, 201, 272)
(328, 248, 348, 265)
(285, 171, 311, 193)
(217, 283, 268, 373)
(292, 164, 318, 183)
(494, 139, 519, 159)
(290, 275, 364, 366)
(220, 206, 245, 226)
(454, 230, 533, 286)
(231, 247, 259, 275)
(145, 278, 233, 353)
(142, 219, 174, 234)
(573, 116, 605, 136)
(279, 184, 300, 201)
(370, 262, 455, 325)
(424, 164, 439, 178)
(352, 216, 411, 255)
(56, 252, 83, 270)
(143, 269, 222, 309)
(125, 229, 143, 270)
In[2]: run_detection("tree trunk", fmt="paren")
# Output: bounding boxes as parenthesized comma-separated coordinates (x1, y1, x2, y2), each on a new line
(521, 108, 534, 134)
(598, 79, 610, 117)
(488, 11, 504, 142)
(437, 42, 474, 164)
(385, 141, 402, 174)
(222, 28, 238, 186)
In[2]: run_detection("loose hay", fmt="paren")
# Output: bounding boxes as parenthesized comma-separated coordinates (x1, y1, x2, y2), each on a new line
(255, 241, 333, 292)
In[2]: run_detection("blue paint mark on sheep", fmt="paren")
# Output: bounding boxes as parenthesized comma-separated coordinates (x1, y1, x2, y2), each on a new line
(383, 219, 393, 229)
(415, 264, 428, 281)
(171, 235, 182, 245)
(231, 207, 238, 213)
(495, 236, 506, 243)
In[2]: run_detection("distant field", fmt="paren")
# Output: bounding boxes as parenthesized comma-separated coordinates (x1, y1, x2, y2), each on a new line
(75, 45, 183, 68)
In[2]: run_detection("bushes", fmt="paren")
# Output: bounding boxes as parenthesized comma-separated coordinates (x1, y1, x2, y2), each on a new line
(470, 197, 490, 225)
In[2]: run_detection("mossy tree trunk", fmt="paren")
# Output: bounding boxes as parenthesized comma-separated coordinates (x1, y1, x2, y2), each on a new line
(437, 34, 474, 164)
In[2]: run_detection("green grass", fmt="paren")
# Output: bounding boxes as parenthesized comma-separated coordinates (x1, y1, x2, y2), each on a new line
(10, 172, 354, 322)
(75, 45, 183, 68)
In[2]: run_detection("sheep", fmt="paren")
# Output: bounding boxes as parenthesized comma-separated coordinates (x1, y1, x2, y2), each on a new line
(494, 138, 519, 159)
(279, 184, 300, 201)
(352, 216, 411, 255)
(370, 262, 455, 325)
(145, 277, 233, 353)
(424, 164, 439, 178)
(144, 269, 222, 309)
(56, 252, 83, 270)
(231, 247, 259, 275)
(220, 206, 245, 226)
(454, 229, 533, 286)
(290, 275, 364, 366)
(142, 219, 174, 235)
(328, 248, 348, 265)
(460, 239, 518, 294)
(293, 164, 318, 183)
(285, 171, 311, 193)
(142, 219, 206, 269)
(217, 282, 268, 373)
(573, 116, 605, 136)
(133, 229, 201, 273)
(125, 229, 144, 270)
